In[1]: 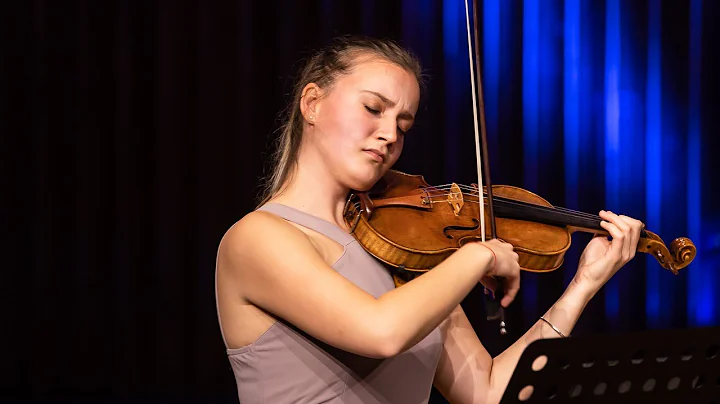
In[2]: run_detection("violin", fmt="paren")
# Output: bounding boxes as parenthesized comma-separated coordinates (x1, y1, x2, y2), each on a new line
(342, 169, 696, 287)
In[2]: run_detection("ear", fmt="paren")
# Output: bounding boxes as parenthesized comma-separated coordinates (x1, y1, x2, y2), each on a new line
(300, 83, 322, 124)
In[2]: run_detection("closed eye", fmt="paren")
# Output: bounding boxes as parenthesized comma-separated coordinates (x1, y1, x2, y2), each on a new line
(365, 105, 408, 135)
(364, 105, 381, 115)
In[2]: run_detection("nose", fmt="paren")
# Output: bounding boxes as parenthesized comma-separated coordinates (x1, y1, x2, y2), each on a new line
(376, 119, 399, 144)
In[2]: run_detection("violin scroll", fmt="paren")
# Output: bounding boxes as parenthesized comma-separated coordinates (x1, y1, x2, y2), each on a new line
(670, 237, 697, 266)
(638, 230, 696, 275)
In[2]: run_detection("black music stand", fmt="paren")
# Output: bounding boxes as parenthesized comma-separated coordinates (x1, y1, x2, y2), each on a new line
(500, 326, 720, 403)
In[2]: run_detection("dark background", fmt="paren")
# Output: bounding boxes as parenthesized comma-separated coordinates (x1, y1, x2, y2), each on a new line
(2, 0, 719, 402)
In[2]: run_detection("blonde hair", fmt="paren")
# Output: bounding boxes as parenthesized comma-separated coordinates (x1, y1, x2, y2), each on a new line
(257, 36, 423, 207)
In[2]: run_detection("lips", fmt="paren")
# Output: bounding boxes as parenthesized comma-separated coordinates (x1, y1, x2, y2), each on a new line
(363, 149, 386, 163)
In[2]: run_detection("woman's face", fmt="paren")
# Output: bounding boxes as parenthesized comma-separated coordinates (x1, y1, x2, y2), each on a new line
(305, 57, 420, 191)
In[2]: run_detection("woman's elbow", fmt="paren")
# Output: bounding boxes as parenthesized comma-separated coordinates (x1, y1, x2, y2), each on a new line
(365, 319, 405, 359)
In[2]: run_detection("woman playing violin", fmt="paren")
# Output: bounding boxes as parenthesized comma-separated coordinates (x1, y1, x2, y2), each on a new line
(215, 36, 645, 404)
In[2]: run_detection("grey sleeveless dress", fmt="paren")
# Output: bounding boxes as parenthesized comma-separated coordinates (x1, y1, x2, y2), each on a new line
(216, 203, 444, 403)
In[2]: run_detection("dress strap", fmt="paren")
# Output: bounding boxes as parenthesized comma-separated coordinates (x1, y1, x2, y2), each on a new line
(257, 203, 355, 246)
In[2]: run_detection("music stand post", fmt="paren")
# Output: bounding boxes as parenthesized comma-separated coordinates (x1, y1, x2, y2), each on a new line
(500, 326, 720, 403)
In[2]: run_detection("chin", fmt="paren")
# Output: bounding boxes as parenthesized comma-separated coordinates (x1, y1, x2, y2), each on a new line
(346, 178, 375, 192)
(345, 167, 385, 192)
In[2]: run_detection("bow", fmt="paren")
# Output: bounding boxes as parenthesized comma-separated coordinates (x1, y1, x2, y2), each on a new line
(464, 0, 506, 334)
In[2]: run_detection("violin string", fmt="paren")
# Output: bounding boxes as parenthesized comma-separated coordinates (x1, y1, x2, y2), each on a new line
(435, 197, 599, 224)
(425, 193, 602, 223)
(424, 184, 602, 221)
(424, 185, 600, 220)
(424, 183, 613, 222)
(425, 185, 602, 220)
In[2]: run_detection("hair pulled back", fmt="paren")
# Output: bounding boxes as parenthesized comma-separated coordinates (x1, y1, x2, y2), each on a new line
(257, 36, 423, 206)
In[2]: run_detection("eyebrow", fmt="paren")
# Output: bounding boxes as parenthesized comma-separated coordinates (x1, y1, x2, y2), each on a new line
(361, 90, 415, 121)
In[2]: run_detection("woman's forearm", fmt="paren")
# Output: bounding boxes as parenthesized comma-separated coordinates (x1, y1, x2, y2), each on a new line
(378, 243, 493, 355)
(487, 281, 595, 402)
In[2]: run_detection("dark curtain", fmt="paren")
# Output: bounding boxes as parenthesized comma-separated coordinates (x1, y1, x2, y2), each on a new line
(2, 0, 718, 402)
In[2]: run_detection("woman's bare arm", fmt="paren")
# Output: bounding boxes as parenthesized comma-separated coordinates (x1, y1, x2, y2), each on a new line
(218, 210, 498, 358)
(433, 284, 593, 404)
(433, 210, 644, 403)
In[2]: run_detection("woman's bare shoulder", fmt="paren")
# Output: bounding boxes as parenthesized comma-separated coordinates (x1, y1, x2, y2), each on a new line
(216, 209, 328, 287)
(222, 209, 291, 240)
(218, 209, 307, 262)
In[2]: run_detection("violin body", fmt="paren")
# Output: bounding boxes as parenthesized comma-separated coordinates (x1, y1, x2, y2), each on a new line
(343, 170, 696, 285)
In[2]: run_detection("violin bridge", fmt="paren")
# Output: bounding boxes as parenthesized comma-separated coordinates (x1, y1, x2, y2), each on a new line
(447, 183, 464, 215)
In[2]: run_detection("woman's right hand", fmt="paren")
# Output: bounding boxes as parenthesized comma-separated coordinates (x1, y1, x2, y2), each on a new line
(472, 239, 520, 308)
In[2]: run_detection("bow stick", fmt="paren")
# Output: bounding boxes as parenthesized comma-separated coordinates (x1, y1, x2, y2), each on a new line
(464, 0, 506, 335)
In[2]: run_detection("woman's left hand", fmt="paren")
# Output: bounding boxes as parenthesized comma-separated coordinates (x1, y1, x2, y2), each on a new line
(572, 210, 645, 295)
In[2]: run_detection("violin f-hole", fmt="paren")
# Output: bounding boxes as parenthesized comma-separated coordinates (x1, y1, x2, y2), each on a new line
(443, 218, 480, 239)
